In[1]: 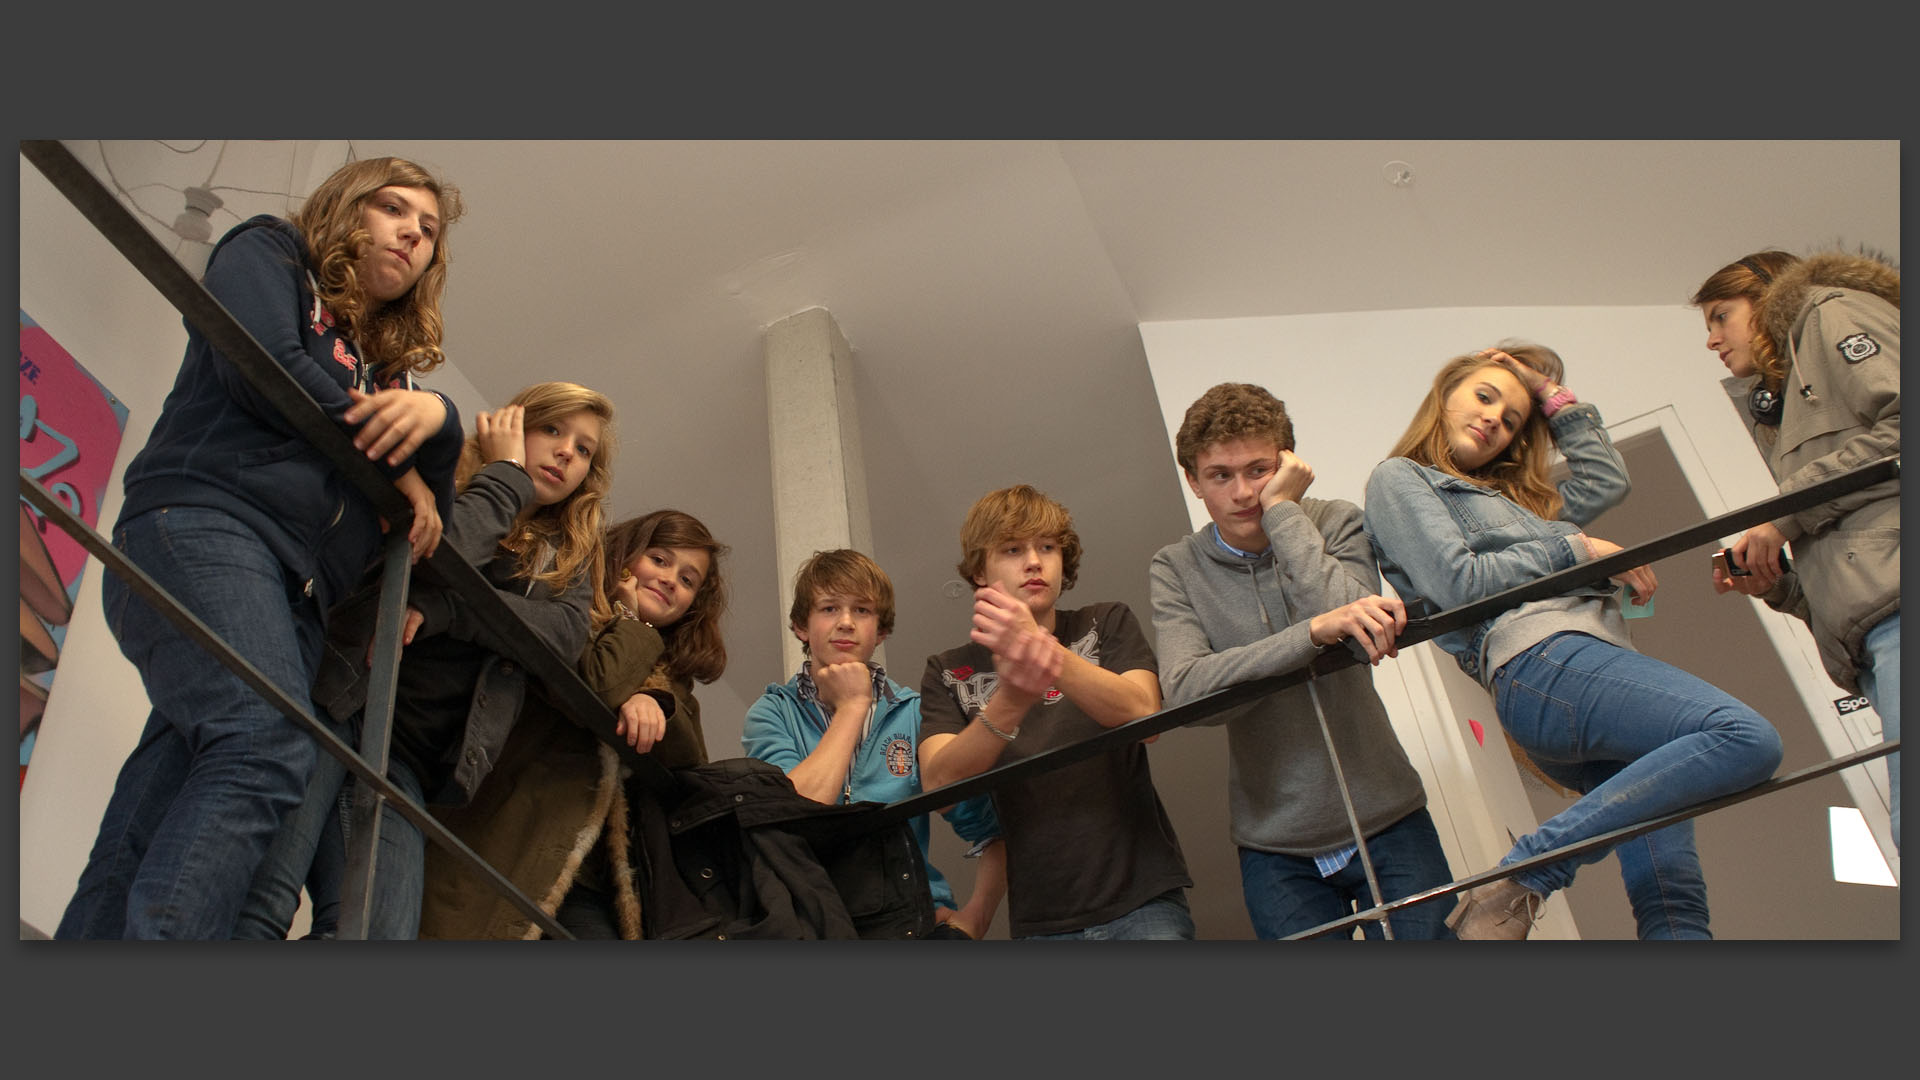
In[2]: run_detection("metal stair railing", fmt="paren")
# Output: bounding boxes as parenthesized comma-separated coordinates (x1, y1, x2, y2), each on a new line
(27, 135, 1898, 940)
(873, 454, 1900, 938)
(22, 138, 680, 941)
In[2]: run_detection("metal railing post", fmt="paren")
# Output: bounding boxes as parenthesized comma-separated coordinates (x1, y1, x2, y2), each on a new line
(334, 531, 413, 940)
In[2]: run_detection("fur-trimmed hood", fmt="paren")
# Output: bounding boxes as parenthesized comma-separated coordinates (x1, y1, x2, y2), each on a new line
(1755, 249, 1901, 369)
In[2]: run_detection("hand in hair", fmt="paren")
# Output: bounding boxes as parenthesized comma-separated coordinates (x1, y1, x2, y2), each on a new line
(1259, 450, 1315, 509)
(1579, 535, 1658, 605)
(345, 387, 448, 467)
(616, 691, 668, 752)
(384, 467, 442, 561)
(1476, 348, 1549, 395)
(1308, 594, 1406, 664)
(474, 404, 527, 465)
(1726, 524, 1789, 591)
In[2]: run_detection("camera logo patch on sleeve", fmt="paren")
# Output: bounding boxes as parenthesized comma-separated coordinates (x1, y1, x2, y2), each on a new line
(1836, 332, 1880, 364)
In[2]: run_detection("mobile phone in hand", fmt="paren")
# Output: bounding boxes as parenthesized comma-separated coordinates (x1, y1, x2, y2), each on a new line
(1714, 547, 1791, 577)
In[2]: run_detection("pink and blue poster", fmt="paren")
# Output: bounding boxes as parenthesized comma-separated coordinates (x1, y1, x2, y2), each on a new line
(20, 310, 130, 785)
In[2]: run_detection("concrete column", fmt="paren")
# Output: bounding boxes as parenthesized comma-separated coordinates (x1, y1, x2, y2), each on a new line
(765, 307, 878, 675)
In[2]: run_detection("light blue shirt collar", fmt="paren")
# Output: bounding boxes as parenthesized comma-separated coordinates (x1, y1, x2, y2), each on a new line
(1210, 521, 1267, 560)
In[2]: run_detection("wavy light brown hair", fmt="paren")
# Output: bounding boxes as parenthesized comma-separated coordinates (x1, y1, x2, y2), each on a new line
(290, 156, 465, 383)
(1689, 250, 1801, 392)
(604, 510, 730, 684)
(788, 549, 897, 652)
(1386, 354, 1562, 521)
(957, 484, 1082, 591)
(1174, 382, 1295, 474)
(455, 382, 616, 618)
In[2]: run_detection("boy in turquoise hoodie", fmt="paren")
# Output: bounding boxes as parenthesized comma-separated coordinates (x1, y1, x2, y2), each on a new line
(743, 549, 1005, 938)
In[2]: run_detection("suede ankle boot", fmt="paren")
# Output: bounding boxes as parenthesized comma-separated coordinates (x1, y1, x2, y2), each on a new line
(1446, 877, 1543, 940)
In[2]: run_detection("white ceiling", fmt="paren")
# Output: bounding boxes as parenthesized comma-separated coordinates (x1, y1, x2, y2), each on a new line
(66, 137, 1902, 748)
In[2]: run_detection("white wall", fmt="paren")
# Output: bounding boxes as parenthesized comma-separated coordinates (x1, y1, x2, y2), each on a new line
(1138, 303, 1897, 920)
(16, 156, 486, 937)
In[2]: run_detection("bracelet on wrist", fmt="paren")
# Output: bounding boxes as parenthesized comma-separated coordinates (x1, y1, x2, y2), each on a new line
(612, 599, 652, 627)
(975, 712, 1017, 742)
(1537, 384, 1578, 419)
(495, 457, 527, 474)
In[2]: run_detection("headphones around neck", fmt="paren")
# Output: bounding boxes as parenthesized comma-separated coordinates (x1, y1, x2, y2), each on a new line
(1748, 383, 1783, 426)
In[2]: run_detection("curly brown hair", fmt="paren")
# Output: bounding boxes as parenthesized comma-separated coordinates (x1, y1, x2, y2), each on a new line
(1174, 382, 1296, 475)
(603, 510, 730, 684)
(1690, 250, 1802, 392)
(289, 156, 465, 383)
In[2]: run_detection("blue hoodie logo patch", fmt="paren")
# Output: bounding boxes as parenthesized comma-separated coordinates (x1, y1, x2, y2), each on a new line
(885, 736, 914, 776)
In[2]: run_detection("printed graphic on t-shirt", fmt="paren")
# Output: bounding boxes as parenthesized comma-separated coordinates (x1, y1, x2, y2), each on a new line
(940, 625, 1103, 712)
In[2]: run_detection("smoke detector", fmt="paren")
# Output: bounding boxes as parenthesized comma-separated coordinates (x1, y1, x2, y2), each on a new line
(170, 185, 224, 243)
(1383, 160, 1414, 187)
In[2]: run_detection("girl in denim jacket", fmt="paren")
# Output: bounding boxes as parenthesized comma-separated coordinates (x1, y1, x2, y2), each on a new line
(1364, 349, 1783, 940)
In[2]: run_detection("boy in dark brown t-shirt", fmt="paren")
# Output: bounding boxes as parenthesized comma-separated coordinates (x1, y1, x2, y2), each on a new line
(919, 484, 1192, 938)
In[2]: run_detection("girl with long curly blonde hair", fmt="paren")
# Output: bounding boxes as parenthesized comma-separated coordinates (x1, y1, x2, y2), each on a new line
(60, 154, 467, 940)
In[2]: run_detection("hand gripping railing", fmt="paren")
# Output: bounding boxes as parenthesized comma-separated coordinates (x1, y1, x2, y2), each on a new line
(30, 135, 1897, 940)
(872, 454, 1899, 938)
(21, 139, 681, 940)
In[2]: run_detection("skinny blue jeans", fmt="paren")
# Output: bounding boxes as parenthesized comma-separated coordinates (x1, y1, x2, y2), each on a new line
(1856, 612, 1899, 849)
(1492, 633, 1783, 931)
(56, 507, 324, 939)
(231, 721, 351, 940)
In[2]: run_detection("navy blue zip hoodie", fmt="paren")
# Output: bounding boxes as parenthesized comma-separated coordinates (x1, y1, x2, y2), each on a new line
(116, 215, 463, 613)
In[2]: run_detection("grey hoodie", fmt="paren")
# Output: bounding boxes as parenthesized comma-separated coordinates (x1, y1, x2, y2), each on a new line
(1149, 498, 1427, 855)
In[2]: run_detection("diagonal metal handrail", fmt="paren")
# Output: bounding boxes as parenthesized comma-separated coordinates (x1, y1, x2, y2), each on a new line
(28, 135, 1897, 939)
(22, 138, 675, 938)
(1282, 738, 1901, 940)
(20, 473, 569, 939)
(875, 454, 1900, 830)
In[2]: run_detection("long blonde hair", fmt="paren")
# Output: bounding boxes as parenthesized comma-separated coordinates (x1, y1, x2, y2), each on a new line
(290, 156, 464, 383)
(455, 382, 616, 619)
(1385, 354, 1562, 521)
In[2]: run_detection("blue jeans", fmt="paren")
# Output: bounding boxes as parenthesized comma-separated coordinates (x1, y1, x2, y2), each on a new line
(328, 753, 428, 939)
(1492, 633, 1783, 918)
(55, 507, 324, 939)
(1021, 888, 1196, 940)
(1857, 612, 1899, 849)
(1238, 807, 1455, 940)
(231, 717, 352, 940)
(1529, 757, 1710, 940)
